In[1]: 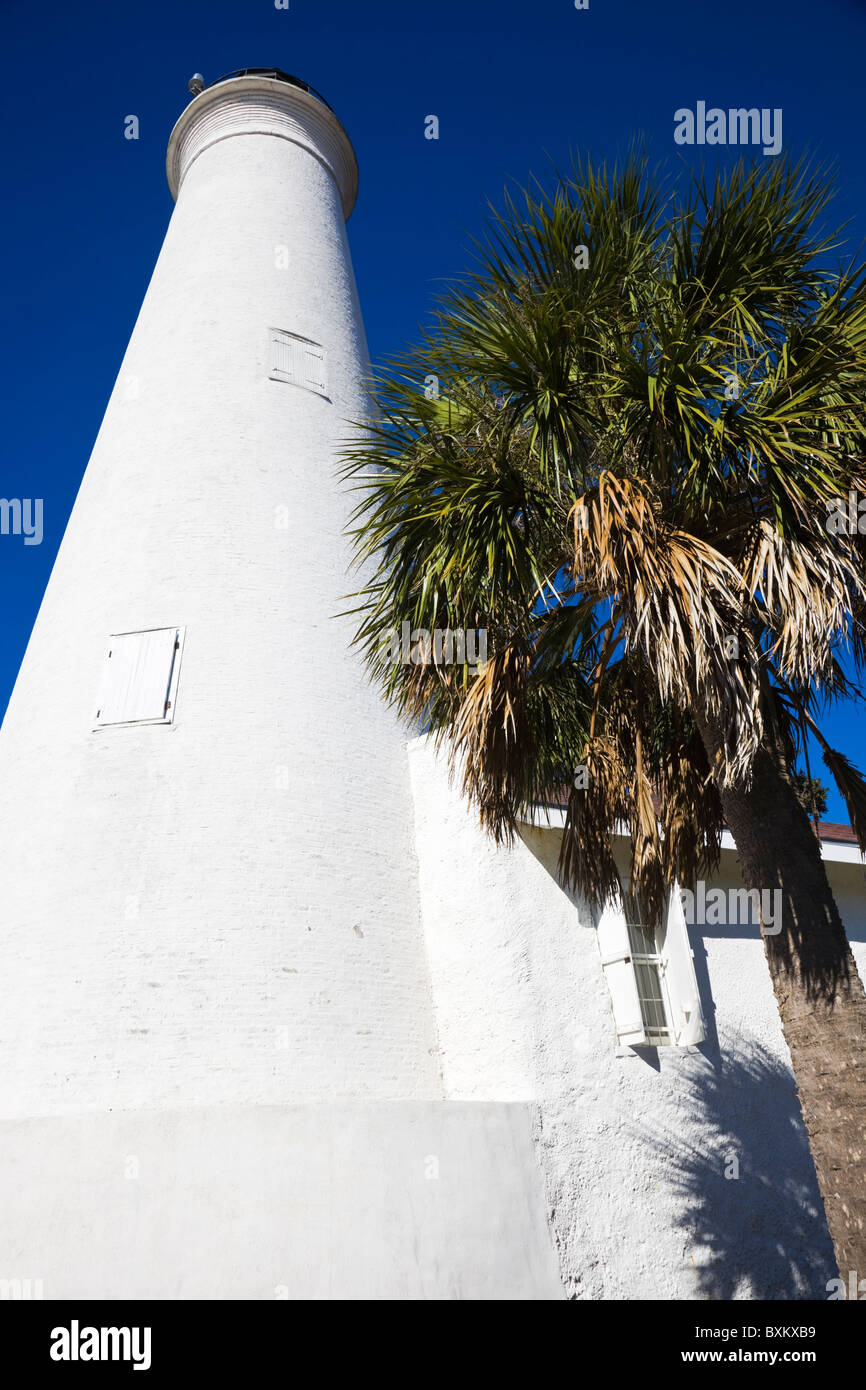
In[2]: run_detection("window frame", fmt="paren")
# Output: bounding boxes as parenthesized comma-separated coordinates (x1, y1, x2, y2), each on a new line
(625, 916, 676, 1047)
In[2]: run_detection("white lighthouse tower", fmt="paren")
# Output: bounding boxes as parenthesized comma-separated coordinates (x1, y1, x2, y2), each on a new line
(0, 69, 561, 1299)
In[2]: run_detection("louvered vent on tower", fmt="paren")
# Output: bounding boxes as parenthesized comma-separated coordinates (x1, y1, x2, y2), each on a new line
(269, 328, 327, 397)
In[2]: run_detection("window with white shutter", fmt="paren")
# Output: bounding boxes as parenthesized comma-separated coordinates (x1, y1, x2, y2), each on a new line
(596, 884, 705, 1049)
(94, 627, 185, 728)
(269, 329, 328, 397)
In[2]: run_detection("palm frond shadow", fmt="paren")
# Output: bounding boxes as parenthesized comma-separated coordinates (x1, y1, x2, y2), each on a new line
(639, 1044, 837, 1299)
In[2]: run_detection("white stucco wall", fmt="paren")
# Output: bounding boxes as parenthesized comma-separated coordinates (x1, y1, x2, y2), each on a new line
(408, 735, 849, 1300)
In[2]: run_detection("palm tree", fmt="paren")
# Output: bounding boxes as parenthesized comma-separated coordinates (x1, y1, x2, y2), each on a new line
(341, 156, 866, 1279)
(791, 771, 829, 820)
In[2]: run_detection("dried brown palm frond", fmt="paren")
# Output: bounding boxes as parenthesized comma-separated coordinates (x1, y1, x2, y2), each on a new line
(448, 637, 535, 841)
(556, 676, 725, 929)
(559, 732, 628, 911)
(570, 472, 763, 784)
(652, 715, 724, 890)
(815, 739, 866, 854)
(740, 511, 866, 686)
(627, 726, 669, 928)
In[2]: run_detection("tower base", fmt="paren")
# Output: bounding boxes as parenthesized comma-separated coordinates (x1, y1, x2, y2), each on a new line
(1, 1102, 563, 1299)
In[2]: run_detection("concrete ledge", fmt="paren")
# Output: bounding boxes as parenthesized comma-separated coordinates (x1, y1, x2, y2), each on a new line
(0, 1102, 564, 1300)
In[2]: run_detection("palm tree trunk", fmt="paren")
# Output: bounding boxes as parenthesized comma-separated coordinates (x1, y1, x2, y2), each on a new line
(696, 713, 866, 1284)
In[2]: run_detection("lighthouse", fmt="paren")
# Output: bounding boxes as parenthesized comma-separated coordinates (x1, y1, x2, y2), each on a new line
(0, 69, 562, 1299)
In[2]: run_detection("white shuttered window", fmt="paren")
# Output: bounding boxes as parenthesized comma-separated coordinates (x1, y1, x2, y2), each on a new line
(597, 886, 706, 1049)
(94, 627, 185, 727)
(269, 329, 327, 397)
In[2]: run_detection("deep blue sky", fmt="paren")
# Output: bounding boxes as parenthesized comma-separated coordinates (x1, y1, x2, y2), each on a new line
(1, 0, 864, 818)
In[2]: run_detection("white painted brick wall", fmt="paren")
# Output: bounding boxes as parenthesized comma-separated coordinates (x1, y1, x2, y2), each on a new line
(0, 82, 440, 1115)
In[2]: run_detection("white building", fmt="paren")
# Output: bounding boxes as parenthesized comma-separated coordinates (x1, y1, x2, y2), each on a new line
(0, 68, 861, 1301)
